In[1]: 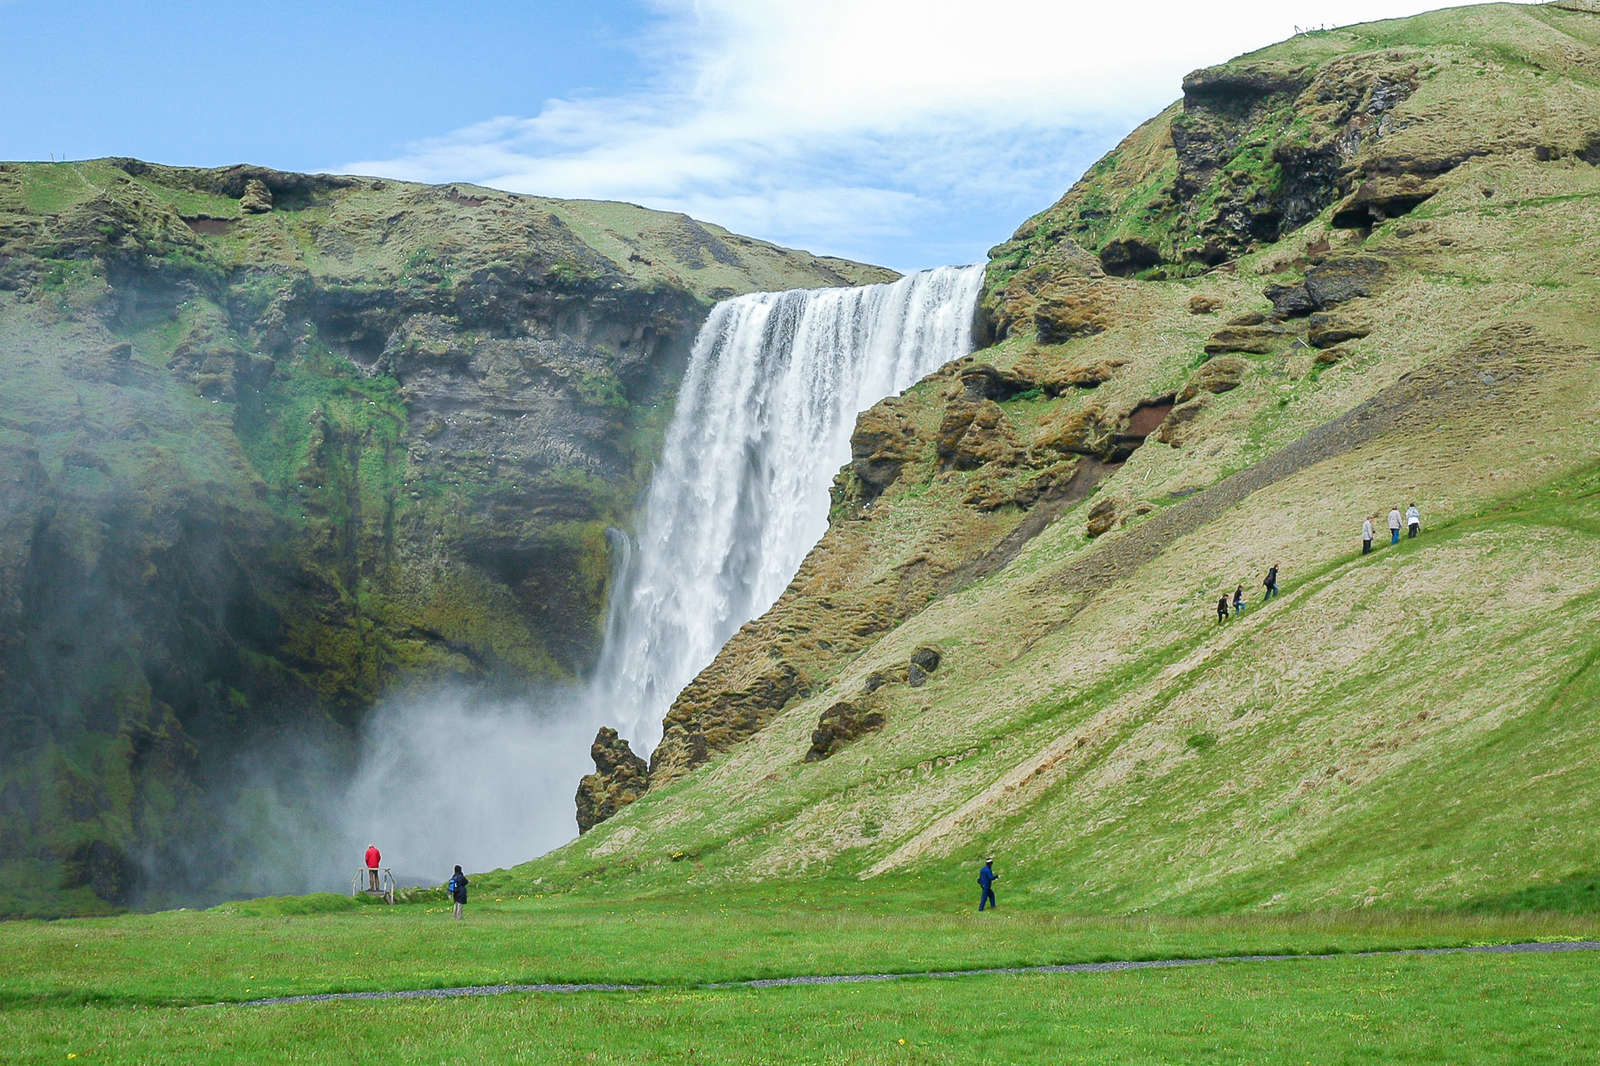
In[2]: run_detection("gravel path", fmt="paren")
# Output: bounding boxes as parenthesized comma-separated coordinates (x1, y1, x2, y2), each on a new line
(226, 939, 1600, 1008)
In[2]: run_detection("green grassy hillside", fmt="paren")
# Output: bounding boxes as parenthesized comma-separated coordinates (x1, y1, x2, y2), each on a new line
(555, 1, 1600, 916)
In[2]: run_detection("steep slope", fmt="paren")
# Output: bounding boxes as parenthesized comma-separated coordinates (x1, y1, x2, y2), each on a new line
(545, 3, 1600, 913)
(0, 159, 892, 914)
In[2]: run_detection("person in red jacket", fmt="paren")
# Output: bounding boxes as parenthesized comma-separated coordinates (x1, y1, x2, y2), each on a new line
(365, 844, 381, 891)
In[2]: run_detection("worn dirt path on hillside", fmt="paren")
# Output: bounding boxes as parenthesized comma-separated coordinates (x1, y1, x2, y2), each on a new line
(222, 939, 1600, 1008)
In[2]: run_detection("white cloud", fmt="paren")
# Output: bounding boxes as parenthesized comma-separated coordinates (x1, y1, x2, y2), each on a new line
(341, 1, 1513, 271)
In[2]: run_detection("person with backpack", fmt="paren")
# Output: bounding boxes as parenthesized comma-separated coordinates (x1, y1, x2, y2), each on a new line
(1216, 595, 1230, 624)
(1263, 565, 1279, 600)
(448, 865, 469, 920)
(977, 858, 998, 912)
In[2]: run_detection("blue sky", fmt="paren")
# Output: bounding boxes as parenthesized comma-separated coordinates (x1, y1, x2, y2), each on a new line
(4, 1, 1479, 272)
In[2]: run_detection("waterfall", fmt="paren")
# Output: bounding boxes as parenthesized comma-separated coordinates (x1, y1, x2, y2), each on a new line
(280, 264, 984, 894)
(594, 263, 986, 755)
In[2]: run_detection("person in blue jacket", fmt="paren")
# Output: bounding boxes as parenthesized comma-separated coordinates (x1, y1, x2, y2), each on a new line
(448, 865, 469, 920)
(977, 858, 998, 911)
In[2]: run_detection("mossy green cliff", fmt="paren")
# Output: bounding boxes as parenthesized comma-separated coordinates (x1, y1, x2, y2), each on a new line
(0, 159, 892, 914)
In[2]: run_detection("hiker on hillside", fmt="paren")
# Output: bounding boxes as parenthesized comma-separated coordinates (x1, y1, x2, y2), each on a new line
(1388, 507, 1402, 545)
(1217, 595, 1230, 624)
(1362, 516, 1374, 555)
(1232, 585, 1246, 615)
(977, 858, 998, 912)
(365, 843, 381, 892)
(1263, 564, 1279, 600)
(1407, 502, 1420, 538)
(448, 865, 469, 920)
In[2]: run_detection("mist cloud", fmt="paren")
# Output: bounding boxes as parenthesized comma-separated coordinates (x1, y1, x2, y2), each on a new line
(334, 687, 598, 887)
(169, 684, 599, 904)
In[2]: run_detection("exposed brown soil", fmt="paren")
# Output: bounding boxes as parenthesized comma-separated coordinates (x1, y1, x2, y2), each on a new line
(181, 216, 234, 235)
(1125, 400, 1174, 437)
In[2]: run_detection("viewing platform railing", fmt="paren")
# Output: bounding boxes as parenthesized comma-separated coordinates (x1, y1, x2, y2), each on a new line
(352, 866, 395, 904)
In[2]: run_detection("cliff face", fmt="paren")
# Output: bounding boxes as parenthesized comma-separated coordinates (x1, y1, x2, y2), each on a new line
(0, 159, 892, 913)
(572, 0, 1600, 880)
(984, 3, 1600, 331)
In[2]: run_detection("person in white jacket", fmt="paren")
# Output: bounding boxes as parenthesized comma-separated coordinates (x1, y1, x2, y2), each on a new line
(1406, 502, 1420, 538)
(1362, 516, 1374, 555)
(1388, 507, 1403, 545)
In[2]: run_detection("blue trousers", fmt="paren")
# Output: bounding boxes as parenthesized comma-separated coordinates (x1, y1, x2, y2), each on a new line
(1391, 529, 1400, 544)
(979, 886, 996, 911)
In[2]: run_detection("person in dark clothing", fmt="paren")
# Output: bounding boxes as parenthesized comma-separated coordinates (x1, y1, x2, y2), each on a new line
(1263, 565, 1279, 600)
(977, 858, 997, 911)
(1232, 585, 1246, 615)
(1216, 595, 1230, 623)
(448, 865, 469, 920)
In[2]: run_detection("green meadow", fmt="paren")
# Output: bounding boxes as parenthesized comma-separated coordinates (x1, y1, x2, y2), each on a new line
(3, 892, 1598, 1064)
(10, 885, 1600, 1010)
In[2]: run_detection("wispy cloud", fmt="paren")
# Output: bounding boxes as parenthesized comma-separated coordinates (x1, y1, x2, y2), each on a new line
(341, 0, 1474, 271)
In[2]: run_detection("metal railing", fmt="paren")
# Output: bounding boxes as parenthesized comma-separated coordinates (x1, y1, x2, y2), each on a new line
(352, 866, 396, 904)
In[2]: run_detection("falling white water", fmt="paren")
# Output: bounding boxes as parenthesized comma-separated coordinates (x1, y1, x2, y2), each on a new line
(595, 263, 986, 755)
(293, 265, 983, 892)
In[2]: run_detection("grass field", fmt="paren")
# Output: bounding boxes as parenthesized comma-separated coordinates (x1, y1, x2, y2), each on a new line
(5, 932, 1598, 1064)
(5, 880, 1598, 1009)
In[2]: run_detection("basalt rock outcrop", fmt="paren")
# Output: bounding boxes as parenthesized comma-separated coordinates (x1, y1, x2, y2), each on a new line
(1009, 352, 1125, 394)
(1330, 174, 1438, 228)
(1304, 254, 1393, 309)
(850, 397, 921, 503)
(1034, 286, 1111, 340)
(1085, 496, 1124, 538)
(0, 158, 891, 912)
(937, 400, 1024, 471)
(1307, 313, 1371, 348)
(576, 728, 650, 834)
(983, 39, 1437, 333)
(806, 699, 887, 761)
(1265, 255, 1392, 321)
(803, 645, 940, 760)
(1204, 324, 1287, 355)
(1176, 357, 1248, 403)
